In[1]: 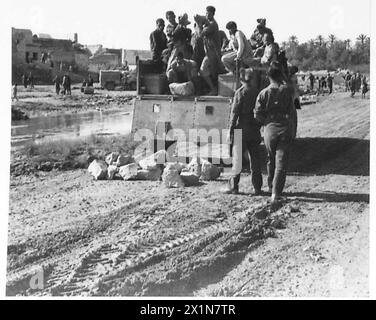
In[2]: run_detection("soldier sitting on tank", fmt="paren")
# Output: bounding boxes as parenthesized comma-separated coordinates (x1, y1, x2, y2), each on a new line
(250, 18, 274, 57)
(221, 21, 254, 74)
(166, 51, 197, 83)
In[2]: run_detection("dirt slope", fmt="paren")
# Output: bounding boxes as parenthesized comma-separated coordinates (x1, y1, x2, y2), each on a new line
(6, 92, 370, 297)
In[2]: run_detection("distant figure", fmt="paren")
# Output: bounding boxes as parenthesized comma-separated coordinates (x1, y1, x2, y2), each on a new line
(309, 73, 315, 91)
(12, 84, 19, 101)
(350, 73, 357, 97)
(355, 72, 362, 92)
(361, 76, 368, 98)
(327, 73, 334, 94)
(21, 73, 28, 88)
(320, 75, 327, 90)
(60, 61, 63, 71)
(28, 73, 34, 89)
(317, 76, 321, 94)
(62, 74, 71, 95)
(344, 71, 352, 92)
(52, 75, 60, 95)
(87, 74, 94, 87)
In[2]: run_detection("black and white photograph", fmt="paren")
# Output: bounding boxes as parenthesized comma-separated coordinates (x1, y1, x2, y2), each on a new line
(0, 0, 374, 300)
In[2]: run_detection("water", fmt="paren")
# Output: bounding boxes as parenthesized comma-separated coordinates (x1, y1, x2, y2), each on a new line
(11, 110, 133, 147)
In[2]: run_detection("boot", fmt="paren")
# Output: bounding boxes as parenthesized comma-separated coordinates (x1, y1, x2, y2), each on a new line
(222, 175, 240, 194)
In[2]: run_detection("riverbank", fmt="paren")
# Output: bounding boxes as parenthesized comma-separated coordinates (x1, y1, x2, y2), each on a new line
(12, 85, 135, 120)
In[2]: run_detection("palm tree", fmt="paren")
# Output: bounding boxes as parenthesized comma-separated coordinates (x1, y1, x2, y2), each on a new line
(288, 35, 298, 45)
(316, 35, 324, 46)
(328, 34, 336, 46)
(357, 34, 367, 45)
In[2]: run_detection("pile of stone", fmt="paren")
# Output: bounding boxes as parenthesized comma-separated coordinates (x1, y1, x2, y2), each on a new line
(87, 150, 221, 188)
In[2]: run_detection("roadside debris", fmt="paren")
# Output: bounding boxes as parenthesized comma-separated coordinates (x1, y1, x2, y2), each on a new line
(87, 150, 221, 187)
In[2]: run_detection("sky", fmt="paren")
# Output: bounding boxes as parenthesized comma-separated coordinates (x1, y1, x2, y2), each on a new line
(7, 0, 371, 49)
(4, 0, 373, 49)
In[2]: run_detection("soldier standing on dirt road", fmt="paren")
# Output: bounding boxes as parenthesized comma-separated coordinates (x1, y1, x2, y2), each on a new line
(52, 75, 60, 95)
(222, 68, 263, 195)
(254, 61, 295, 206)
(327, 73, 334, 94)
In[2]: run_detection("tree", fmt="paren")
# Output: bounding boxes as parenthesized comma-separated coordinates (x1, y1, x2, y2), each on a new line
(356, 34, 367, 45)
(316, 35, 324, 46)
(328, 34, 336, 46)
(288, 35, 298, 45)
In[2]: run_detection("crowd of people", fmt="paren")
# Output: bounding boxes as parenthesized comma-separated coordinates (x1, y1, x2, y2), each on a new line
(306, 71, 368, 98)
(52, 74, 72, 95)
(150, 6, 285, 96)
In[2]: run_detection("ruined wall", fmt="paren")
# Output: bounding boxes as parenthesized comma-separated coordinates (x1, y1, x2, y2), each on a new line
(88, 53, 119, 73)
(122, 49, 152, 65)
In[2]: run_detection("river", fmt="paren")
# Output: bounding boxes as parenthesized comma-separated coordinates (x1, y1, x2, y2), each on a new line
(11, 110, 133, 147)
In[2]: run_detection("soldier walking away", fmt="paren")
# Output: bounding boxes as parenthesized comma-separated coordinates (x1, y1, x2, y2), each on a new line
(222, 68, 262, 195)
(12, 84, 19, 101)
(52, 75, 60, 95)
(327, 73, 334, 94)
(344, 71, 351, 92)
(254, 61, 295, 207)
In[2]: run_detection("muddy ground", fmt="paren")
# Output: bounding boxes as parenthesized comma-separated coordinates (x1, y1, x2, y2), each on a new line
(6, 91, 370, 297)
(12, 86, 135, 119)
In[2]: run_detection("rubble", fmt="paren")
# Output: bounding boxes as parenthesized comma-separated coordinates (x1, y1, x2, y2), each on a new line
(88, 160, 108, 180)
(162, 168, 185, 188)
(105, 152, 119, 166)
(139, 150, 170, 170)
(116, 154, 133, 167)
(136, 167, 163, 181)
(107, 165, 118, 180)
(200, 159, 221, 181)
(118, 163, 138, 180)
(180, 171, 200, 186)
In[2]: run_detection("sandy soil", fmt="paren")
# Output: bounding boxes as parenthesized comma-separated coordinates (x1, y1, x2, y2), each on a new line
(6, 92, 370, 297)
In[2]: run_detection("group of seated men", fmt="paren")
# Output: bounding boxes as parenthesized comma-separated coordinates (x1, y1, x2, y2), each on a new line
(149, 6, 281, 96)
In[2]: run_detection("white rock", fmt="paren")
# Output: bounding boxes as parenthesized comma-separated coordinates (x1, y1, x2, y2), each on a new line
(139, 150, 170, 170)
(187, 157, 202, 177)
(164, 162, 187, 174)
(200, 160, 221, 180)
(162, 168, 184, 188)
(119, 163, 138, 180)
(136, 167, 162, 181)
(180, 171, 200, 186)
(116, 154, 133, 167)
(107, 165, 118, 180)
(105, 152, 119, 165)
(88, 160, 108, 180)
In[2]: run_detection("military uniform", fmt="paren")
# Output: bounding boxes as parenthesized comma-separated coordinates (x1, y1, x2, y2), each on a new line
(227, 84, 262, 193)
(254, 82, 295, 198)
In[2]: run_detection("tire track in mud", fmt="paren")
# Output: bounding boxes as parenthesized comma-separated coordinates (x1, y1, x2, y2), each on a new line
(6, 196, 170, 296)
(50, 200, 281, 296)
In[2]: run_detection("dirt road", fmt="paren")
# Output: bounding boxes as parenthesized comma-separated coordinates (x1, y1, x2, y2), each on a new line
(6, 92, 369, 297)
